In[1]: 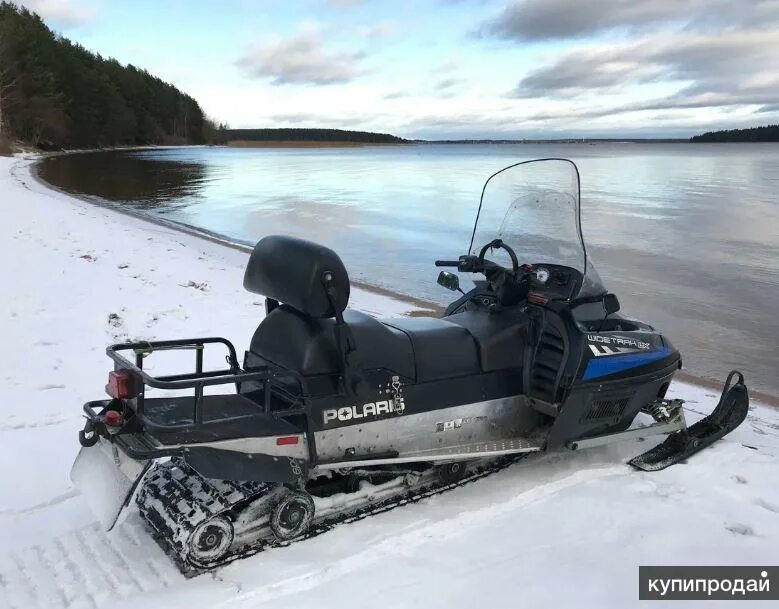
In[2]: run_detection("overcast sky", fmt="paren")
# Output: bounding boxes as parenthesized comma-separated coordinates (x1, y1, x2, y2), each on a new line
(19, 0, 779, 138)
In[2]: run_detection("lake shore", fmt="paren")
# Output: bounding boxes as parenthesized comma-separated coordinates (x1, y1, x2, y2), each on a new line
(226, 140, 404, 148)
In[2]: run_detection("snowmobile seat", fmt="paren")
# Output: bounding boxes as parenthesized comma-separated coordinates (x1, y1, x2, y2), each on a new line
(243, 235, 481, 383)
(382, 317, 481, 382)
(445, 309, 529, 372)
(249, 305, 416, 379)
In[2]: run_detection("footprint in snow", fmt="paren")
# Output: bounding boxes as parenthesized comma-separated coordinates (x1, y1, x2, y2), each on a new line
(754, 498, 779, 514)
(37, 384, 65, 391)
(107, 312, 127, 340)
(732, 474, 748, 484)
(726, 523, 754, 536)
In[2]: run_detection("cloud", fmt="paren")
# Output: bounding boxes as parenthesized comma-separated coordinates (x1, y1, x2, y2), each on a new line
(269, 113, 320, 123)
(18, 0, 98, 26)
(359, 21, 396, 40)
(384, 91, 408, 99)
(236, 31, 363, 85)
(508, 28, 779, 113)
(325, 0, 364, 7)
(480, 0, 778, 41)
(433, 59, 461, 73)
(435, 77, 461, 91)
(268, 110, 387, 127)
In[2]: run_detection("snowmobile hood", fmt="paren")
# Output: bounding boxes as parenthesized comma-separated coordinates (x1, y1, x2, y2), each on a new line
(469, 159, 605, 298)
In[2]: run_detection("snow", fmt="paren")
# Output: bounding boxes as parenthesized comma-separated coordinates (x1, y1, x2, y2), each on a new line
(1, 154, 777, 609)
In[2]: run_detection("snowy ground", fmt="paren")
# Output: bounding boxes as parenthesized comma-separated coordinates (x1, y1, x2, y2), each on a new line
(0, 155, 777, 609)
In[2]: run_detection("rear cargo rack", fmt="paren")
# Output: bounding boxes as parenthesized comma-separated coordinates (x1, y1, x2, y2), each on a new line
(106, 338, 307, 425)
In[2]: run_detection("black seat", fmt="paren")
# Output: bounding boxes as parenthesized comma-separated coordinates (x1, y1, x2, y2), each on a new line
(382, 317, 481, 382)
(249, 307, 488, 383)
(250, 306, 416, 379)
(445, 309, 529, 372)
(242, 235, 493, 384)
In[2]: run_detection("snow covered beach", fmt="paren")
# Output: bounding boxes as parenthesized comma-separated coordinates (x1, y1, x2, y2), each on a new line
(1, 155, 777, 608)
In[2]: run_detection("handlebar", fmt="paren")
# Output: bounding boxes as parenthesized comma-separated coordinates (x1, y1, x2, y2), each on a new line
(435, 260, 460, 267)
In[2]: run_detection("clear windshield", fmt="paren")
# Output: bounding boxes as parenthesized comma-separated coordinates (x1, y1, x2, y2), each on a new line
(469, 159, 605, 298)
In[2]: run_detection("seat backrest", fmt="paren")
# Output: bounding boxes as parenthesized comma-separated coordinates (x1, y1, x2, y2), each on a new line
(244, 235, 350, 319)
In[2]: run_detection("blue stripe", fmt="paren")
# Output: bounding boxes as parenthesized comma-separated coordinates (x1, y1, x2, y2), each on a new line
(582, 347, 674, 380)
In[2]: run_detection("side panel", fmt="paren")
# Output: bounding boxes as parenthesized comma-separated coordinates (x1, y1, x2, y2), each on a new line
(308, 369, 523, 433)
(313, 394, 543, 462)
(546, 327, 681, 449)
(547, 363, 679, 450)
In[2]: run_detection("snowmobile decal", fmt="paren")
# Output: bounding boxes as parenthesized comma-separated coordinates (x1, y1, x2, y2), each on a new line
(436, 416, 488, 432)
(588, 344, 646, 357)
(582, 347, 674, 380)
(322, 398, 403, 425)
(390, 375, 406, 415)
(587, 334, 651, 350)
(323, 377, 407, 425)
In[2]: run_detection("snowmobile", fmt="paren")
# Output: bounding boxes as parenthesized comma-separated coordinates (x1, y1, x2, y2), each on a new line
(71, 158, 749, 571)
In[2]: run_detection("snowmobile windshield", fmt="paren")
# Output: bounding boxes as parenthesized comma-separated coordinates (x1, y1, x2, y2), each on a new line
(469, 158, 605, 298)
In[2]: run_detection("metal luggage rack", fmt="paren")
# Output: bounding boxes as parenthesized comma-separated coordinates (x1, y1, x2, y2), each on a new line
(105, 337, 309, 426)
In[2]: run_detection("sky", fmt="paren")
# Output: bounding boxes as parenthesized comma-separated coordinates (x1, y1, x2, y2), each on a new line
(17, 0, 779, 139)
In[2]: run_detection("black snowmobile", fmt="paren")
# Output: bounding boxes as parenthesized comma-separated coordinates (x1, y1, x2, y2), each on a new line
(71, 158, 749, 571)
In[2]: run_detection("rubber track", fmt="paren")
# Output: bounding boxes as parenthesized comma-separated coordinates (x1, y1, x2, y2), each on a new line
(137, 455, 525, 575)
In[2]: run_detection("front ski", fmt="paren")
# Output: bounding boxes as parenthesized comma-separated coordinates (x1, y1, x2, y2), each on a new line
(629, 371, 749, 471)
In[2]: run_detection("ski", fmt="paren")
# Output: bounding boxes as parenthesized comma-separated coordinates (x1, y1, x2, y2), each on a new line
(629, 371, 749, 471)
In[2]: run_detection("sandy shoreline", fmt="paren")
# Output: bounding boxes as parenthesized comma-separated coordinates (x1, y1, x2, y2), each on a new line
(28, 157, 442, 317)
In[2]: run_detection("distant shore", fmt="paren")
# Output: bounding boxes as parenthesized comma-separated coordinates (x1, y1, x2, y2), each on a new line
(225, 140, 403, 148)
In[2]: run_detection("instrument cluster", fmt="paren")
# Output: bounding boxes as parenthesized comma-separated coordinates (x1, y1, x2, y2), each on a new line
(529, 264, 580, 300)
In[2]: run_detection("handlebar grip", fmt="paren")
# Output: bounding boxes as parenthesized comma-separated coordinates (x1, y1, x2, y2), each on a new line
(435, 260, 460, 267)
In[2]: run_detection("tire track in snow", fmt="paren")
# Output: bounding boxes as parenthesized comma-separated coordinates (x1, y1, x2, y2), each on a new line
(53, 537, 98, 609)
(0, 489, 78, 518)
(115, 523, 173, 589)
(33, 545, 69, 608)
(0, 521, 181, 609)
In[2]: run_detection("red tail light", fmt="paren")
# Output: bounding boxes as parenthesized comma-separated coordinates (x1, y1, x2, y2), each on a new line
(104, 409, 123, 426)
(106, 370, 135, 399)
(276, 436, 299, 446)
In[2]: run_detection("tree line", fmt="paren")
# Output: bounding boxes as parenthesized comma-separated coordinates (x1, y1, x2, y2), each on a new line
(690, 125, 779, 143)
(220, 128, 406, 144)
(0, 2, 210, 149)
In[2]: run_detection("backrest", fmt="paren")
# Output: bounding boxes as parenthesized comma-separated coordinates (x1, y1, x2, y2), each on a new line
(243, 235, 350, 318)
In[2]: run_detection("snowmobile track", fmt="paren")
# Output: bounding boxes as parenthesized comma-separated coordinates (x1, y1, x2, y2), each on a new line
(142, 455, 528, 575)
(0, 523, 182, 609)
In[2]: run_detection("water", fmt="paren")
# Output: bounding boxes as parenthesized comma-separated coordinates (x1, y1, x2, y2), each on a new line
(37, 143, 779, 396)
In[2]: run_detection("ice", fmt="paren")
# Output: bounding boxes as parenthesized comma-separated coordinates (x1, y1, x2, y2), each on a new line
(0, 154, 777, 609)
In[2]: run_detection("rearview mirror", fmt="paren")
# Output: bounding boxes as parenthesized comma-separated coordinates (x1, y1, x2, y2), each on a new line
(437, 271, 460, 292)
(603, 293, 621, 316)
